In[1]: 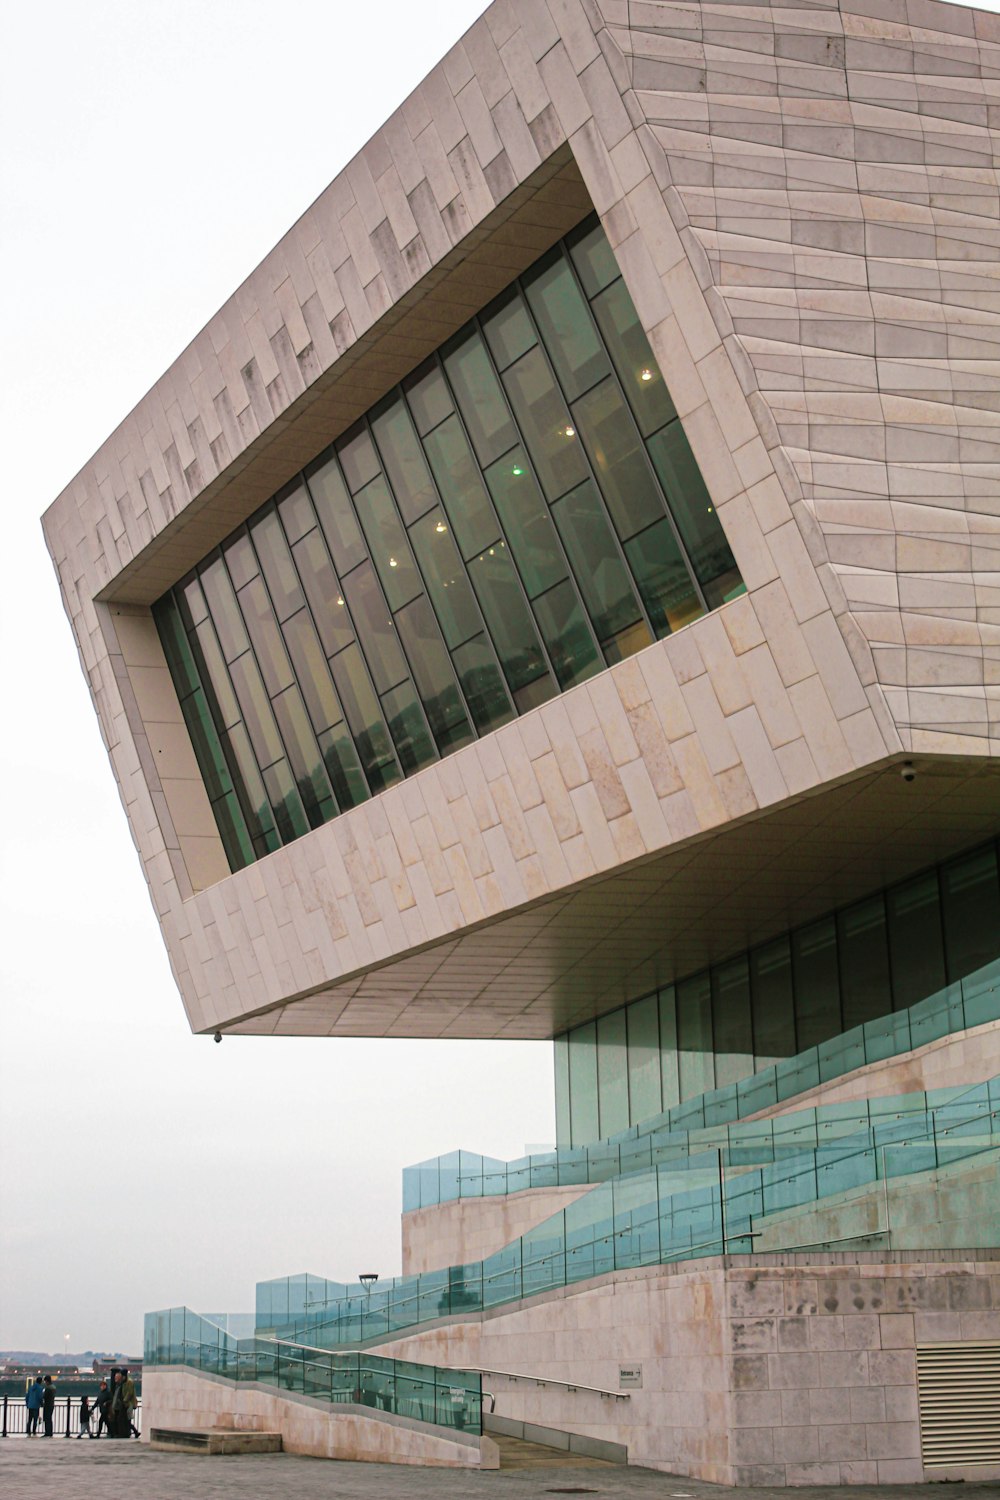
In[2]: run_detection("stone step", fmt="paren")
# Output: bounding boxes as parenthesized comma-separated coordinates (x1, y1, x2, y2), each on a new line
(149, 1428, 282, 1455)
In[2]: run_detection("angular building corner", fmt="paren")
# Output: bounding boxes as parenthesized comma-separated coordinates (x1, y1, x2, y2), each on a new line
(43, 0, 1000, 1482)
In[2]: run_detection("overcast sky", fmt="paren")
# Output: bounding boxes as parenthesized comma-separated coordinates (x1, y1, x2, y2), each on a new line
(0, 0, 558, 1358)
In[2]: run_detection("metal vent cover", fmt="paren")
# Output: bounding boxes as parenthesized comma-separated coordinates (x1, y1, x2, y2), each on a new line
(917, 1340, 1000, 1469)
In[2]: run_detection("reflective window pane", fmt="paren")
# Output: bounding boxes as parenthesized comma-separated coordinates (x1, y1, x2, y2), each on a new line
(647, 422, 737, 596)
(888, 870, 945, 1010)
(404, 361, 453, 436)
(422, 415, 498, 561)
(573, 378, 664, 539)
(251, 509, 304, 622)
(224, 722, 279, 853)
(272, 685, 335, 827)
(277, 480, 317, 545)
(624, 520, 704, 638)
(523, 253, 609, 401)
(482, 288, 537, 371)
(596, 1008, 629, 1139)
(568, 220, 620, 299)
(343, 562, 408, 693)
(318, 722, 369, 811)
(337, 424, 380, 494)
(305, 452, 366, 575)
(466, 542, 549, 696)
(592, 279, 676, 437)
(410, 510, 482, 649)
(395, 595, 474, 756)
(531, 579, 601, 691)
(792, 917, 841, 1050)
(354, 475, 421, 610)
(626, 994, 662, 1128)
(502, 347, 589, 501)
(153, 595, 200, 698)
(239, 575, 294, 696)
(200, 557, 249, 662)
(329, 643, 400, 794)
(676, 972, 714, 1099)
(838, 895, 891, 1030)
(552, 481, 643, 647)
(292, 530, 354, 658)
(262, 758, 310, 844)
(282, 608, 346, 735)
(485, 448, 565, 601)
(229, 651, 284, 768)
(451, 634, 514, 736)
(941, 845, 1000, 984)
(181, 687, 234, 801)
(444, 332, 516, 467)
(178, 572, 209, 630)
(568, 1021, 599, 1147)
(224, 532, 259, 591)
(371, 400, 438, 524)
(192, 619, 241, 731)
(380, 681, 437, 775)
(712, 956, 754, 1088)
(751, 937, 796, 1065)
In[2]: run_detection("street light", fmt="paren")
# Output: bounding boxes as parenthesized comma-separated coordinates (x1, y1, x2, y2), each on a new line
(358, 1273, 378, 1293)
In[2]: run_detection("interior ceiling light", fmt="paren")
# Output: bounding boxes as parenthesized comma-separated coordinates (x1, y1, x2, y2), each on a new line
(389, 557, 398, 567)
(562, 425, 575, 438)
(435, 520, 447, 533)
(640, 368, 653, 382)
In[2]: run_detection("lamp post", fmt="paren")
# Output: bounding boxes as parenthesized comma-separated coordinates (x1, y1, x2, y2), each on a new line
(359, 1274, 378, 1294)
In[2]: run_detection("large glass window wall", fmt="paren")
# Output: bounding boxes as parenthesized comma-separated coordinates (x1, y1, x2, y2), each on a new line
(555, 838, 1000, 1146)
(153, 216, 743, 872)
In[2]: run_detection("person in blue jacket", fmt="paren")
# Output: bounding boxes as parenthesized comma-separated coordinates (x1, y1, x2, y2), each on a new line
(25, 1377, 44, 1436)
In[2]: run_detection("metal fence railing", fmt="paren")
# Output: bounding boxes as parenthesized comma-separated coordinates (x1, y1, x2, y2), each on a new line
(1, 1396, 141, 1438)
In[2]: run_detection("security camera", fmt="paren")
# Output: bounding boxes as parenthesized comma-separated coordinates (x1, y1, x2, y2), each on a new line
(900, 762, 916, 783)
(214, 1030, 222, 1044)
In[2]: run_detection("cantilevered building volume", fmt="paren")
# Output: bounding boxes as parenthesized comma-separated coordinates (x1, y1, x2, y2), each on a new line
(44, 0, 1000, 1483)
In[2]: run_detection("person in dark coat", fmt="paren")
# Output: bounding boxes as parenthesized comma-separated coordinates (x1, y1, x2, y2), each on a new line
(94, 1379, 112, 1438)
(41, 1375, 56, 1437)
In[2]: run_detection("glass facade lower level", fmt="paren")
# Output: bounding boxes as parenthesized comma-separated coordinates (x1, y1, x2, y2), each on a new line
(153, 215, 743, 871)
(555, 838, 1000, 1147)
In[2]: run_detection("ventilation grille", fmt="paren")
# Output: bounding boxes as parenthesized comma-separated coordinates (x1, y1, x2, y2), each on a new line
(917, 1341, 1000, 1469)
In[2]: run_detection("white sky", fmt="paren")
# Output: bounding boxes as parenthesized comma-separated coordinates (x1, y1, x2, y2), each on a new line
(2, 0, 998, 1359)
(0, 0, 555, 1358)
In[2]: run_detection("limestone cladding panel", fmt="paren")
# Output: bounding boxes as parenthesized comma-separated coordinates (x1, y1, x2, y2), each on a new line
(142, 1367, 497, 1466)
(47, 0, 1000, 1035)
(628, 0, 1000, 753)
(365, 1253, 1000, 1485)
(402, 1184, 593, 1275)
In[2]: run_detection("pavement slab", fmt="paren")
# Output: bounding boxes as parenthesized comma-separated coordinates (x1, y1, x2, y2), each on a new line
(2, 1438, 1000, 1500)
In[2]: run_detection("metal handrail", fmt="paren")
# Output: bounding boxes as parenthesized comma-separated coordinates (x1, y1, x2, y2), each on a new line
(445, 1366, 630, 1400)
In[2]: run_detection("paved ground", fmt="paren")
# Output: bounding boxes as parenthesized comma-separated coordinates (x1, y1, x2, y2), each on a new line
(2, 1437, 1000, 1500)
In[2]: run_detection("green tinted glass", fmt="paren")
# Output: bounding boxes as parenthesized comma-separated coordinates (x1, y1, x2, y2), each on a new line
(444, 332, 516, 466)
(502, 347, 589, 502)
(485, 448, 565, 601)
(524, 253, 609, 401)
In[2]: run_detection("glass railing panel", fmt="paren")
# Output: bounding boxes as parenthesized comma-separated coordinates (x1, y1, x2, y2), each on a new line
(909, 983, 964, 1051)
(775, 1049, 820, 1102)
(863, 1008, 911, 1064)
(962, 961, 1000, 1028)
(818, 1024, 866, 1083)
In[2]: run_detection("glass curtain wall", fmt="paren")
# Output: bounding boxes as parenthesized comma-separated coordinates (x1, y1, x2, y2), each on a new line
(555, 838, 1000, 1146)
(153, 215, 743, 872)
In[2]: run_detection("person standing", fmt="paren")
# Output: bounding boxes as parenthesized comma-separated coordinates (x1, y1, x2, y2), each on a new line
(94, 1379, 112, 1438)
(25, 1377, 43, 1436)
(120, 1369, 139, 1439)
(41, 1375, 56, 1438)
(77, 1394, 94, 1437)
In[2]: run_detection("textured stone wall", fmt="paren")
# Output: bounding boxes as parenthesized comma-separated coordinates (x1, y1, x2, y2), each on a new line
(402, 1183, 592, 1275)
(143, 1366, 498, 1467)
(368, 1250, 1000, 1483)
